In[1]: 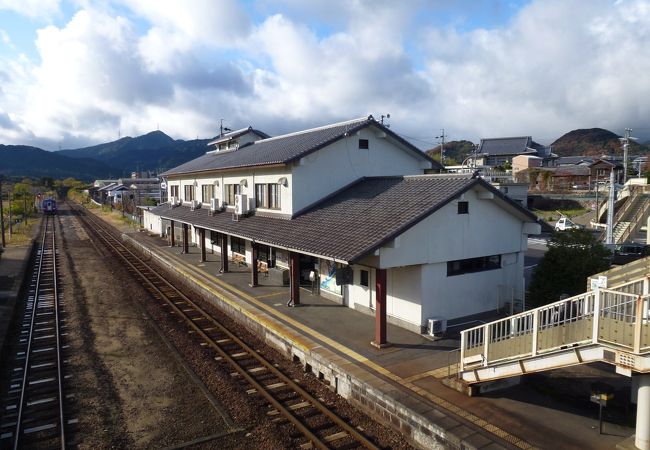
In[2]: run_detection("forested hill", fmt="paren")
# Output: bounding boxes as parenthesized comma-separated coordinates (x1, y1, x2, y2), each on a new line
(551, 128, 648, 157)
(426, 140, 476, 164)
(58, 130, 214, 171)
(0, 145, 117, 180)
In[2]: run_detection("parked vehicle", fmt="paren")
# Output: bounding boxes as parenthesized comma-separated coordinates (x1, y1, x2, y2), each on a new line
(612, 243, 650, 265)
(555, 217, 581, 231)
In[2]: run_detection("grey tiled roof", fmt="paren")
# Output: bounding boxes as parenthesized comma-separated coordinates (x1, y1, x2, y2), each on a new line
(478, 137, 535, 156)
(556, 156, 593, 166)
(162, 116, 439, 176)
(207, 126, 270, 146)
(150, 175, 536, 263)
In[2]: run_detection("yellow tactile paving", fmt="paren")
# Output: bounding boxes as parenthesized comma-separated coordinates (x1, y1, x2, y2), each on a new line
(148, 244, 538, 450)
(254, 291, 287, 300)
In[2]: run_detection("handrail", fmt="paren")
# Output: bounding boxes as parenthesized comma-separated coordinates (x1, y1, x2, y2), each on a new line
(460, 276, 650, 373)
(619, 194, 650, 243)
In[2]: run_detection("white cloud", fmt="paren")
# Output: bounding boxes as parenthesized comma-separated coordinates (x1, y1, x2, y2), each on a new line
(0, 0, 60, 20)
(1, 0, 650, 152)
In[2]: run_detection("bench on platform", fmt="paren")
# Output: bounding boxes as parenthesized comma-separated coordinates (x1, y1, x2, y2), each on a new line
(232, 253, 246, 266)
(258, 260, 268, 277)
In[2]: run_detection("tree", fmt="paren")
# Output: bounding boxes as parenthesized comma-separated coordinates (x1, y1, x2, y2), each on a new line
(528, 229, 611, 308)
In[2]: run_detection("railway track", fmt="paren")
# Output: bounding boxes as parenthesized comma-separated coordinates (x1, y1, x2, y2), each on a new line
(0, 214, 70, 449)
(74, 205, 381, 450)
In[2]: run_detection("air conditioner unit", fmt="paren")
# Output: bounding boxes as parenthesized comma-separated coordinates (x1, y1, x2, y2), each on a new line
(427, 317, 447, 336)
(210, 198, 220, 212)
(234, 194, 248, 215)
(190, 200, 200, 210)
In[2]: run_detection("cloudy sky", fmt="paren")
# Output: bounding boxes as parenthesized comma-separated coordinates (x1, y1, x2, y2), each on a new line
(0, 0, 649, 150)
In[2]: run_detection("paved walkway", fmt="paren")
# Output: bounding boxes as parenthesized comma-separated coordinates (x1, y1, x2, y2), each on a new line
(126, 230, 634, 450)
(0, 241, 36, 352)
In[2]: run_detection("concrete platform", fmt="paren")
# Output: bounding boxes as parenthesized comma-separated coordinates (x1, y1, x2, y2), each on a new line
(0, 240, 37, 352)
(124, 230, 635, 450)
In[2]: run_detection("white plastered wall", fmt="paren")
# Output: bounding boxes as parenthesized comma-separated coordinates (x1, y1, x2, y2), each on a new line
(291, 127, 429, 213)
(143, 209, 162, 235)
(377, 186, 532, 326)
(167, 166, 292, 215)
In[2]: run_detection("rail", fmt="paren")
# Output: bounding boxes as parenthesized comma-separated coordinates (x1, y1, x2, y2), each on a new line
(74, 204, 380, 450)
(8, 215, 67, 449)
(460, 277, 650, 374)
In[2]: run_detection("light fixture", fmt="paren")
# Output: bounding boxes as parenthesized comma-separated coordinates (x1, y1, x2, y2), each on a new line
(278, 177, 288, 187)
(214, 180, 219, 187)
(240, 179, 248, 187)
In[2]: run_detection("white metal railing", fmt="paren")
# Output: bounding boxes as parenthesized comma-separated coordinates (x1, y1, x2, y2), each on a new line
(460, 277, 650, 372)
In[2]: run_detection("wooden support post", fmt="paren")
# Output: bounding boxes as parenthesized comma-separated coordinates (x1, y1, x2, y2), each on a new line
(170, 220, 175, 247)
(220, 233, 228, 273)
(199, 228, 206, 263)
(250, 242, 259, 287)
(288, 252, 300, 306)
(371, 268, 389, 348)
(182, 223, 189, 254)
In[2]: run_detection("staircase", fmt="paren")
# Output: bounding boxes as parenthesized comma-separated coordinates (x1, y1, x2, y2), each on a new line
(458, 276, 650, 384)
(616, 193, 650, 243)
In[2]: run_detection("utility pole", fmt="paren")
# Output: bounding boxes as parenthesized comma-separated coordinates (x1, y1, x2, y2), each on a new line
(622, 128, 632, 184)
(436, 129, 447, 166)
(8, 192, 12, 237)
(0, 177, 5, 247)
(606, 169, 616, 246)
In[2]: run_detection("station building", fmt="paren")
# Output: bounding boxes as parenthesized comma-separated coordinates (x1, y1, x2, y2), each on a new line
(143, 116, 541, 344)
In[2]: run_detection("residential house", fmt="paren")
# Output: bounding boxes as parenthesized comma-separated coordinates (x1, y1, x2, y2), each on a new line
(476, 136, 556, 168)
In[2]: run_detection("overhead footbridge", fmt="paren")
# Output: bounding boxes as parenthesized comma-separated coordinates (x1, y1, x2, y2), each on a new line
(457, 276, 650, 449)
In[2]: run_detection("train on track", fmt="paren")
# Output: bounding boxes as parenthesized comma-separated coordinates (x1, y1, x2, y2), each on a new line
(41, 197, 57, 215)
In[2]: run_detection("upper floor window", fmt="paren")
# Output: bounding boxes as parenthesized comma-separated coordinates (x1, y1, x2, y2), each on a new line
(358, 139, 369, 150)
(201, 184, 214, 203)
(255, 183, 281, 210)
(458, 201, 469, 214)
(255, 183, 267, 208)
(269, 183, 281, 209)
(184, 185, 194, 202)
(170, 185, 179, 198)
(225, 184, 241, 206)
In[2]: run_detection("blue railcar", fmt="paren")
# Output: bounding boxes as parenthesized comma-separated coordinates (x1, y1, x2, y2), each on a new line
(42, 198, 57, 215)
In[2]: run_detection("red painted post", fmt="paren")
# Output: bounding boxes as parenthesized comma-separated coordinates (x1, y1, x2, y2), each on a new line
(372, 268, 389, 348)
(199, 228, 206, 262)
(220, 233, 228, 273)
(251, 242, 259, 287)
(288, 252, 300, 306)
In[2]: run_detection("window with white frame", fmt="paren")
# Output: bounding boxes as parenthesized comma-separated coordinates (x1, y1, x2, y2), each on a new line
(255, 183, 268, 208)
(255, 183, 281, 210)
(201, 184, 214, 203)
(184, 185, 194, 202)
(170, 185, 179, 198)
(225, 184, 241, 206)
(269, 183, 280, 209)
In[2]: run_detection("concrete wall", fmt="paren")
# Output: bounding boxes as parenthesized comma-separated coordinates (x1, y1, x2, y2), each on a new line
(291, 127, 429, 213)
